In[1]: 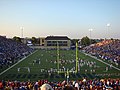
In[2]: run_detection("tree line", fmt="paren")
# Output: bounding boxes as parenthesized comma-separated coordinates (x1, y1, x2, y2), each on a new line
(13, 36, 97, 47)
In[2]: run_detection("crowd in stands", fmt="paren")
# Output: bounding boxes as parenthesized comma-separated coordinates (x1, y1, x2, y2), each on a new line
(0, 36, 33, 70)
(0, 37, 120, 90)
(0, 78, 120, 90)
(83, 39, 120, 65)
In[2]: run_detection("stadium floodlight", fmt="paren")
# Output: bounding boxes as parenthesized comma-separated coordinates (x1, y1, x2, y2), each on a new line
(89, 29, 93, 44)
(106, 23, 110, 39)
(107, 23, 110, 27)
(89, 29, 93, 37)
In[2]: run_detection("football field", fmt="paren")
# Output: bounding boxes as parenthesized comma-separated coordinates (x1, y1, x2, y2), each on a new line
(0, 49, 120, 81)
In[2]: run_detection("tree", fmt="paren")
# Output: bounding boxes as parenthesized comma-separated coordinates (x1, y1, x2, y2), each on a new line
(81, 36, 90, 47)
(31, 37, 37, 45)
(91, 39, 97, 44)
(71, 39, 79, 46)
(13, 36, 21, 42)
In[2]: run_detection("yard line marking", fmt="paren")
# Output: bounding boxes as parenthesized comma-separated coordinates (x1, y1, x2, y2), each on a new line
(0, 50, 38, 76)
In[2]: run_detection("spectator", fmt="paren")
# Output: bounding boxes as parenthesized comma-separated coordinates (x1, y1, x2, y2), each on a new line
(83, 39, 120, 65)
(0, 36, 33, 72)
(0, 78, 119, 90)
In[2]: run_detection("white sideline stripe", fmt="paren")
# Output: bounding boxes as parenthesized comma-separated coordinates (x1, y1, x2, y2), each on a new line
(84, 53, 120, 71)
(0, 50, 38, 76)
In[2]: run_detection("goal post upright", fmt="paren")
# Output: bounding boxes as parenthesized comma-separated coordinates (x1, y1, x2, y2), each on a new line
(57, 41, 79, 74)
(57, 42, 60, 73)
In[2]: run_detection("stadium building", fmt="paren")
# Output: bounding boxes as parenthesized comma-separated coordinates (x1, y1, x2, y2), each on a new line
(44, 36, 71, 49)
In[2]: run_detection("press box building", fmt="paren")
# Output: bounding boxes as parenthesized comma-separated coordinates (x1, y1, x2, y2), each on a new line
(44, 36, 71, 49)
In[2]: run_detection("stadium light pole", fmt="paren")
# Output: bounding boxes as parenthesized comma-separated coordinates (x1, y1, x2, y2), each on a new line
(89, 29, 93, 44)
(106, 23, 110, 39)
(20, 27, 24, 38)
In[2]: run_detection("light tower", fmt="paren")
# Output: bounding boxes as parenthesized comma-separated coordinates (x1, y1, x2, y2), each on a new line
(89, 28, 93, 44)
(106, 23, 110, 39)
(20, 27, 24, 38)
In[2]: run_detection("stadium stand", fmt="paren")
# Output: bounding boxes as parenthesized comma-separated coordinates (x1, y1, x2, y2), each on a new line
(0, 36, 33, 71)
(0, 37, 120, 90)
(0, 78, 120, 90)
(83, 39, 120, 65)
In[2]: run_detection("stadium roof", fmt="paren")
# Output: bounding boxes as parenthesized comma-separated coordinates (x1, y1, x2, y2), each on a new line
(45, 36, 71, 40)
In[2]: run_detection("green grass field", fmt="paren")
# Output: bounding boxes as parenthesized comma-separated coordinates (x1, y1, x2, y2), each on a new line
(0, 49, 120, 81)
